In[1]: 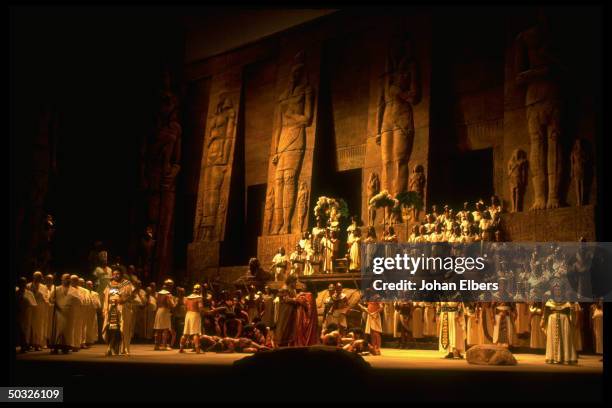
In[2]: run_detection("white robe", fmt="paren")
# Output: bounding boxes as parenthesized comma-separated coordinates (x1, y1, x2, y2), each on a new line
(87, 291, 101, 344)
(51, 286, 81, 347)
(544, 301, 577, 364)
(17, 288, 37, 344)
(26, 283, 49, 347)
(438, 302, 465, 354)
(45, 285, 55, 346)
(591, 307, 603, 354)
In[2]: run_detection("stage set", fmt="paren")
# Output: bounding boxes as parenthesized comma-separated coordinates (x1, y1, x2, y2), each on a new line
(12, 5, 604, 405)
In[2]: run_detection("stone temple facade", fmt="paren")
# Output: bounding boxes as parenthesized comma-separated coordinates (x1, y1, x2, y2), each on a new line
(182, 8, 600, 283)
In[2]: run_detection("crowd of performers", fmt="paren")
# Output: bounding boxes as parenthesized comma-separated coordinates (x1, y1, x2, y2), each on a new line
(15, 197, 604, 364)
(15, 263, 604, 364)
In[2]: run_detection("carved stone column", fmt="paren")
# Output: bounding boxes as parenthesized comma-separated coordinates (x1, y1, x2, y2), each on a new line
(187, 69, 242, 282)
(257, 41, 321, 270)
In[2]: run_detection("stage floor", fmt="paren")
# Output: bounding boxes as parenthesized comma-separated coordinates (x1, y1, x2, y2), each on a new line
(15, 344, 602, 373)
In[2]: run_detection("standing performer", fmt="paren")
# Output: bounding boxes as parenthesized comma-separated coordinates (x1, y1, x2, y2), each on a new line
(359, 294, 383, 355)
(394, 300, 412, 348)
(154, 279, 176, 351)
(438, 301, 465, 359)
(271, 247, 288, 282)
(85, 281, 101, 345)
(180, 284, 203, 354)
(493, 302, 516, 347)
(44, 274, 56, 348)
(16, 277, 37, 353)
(465, 302, 483, 347)
(50, 274, 80, 354)
(103, 295, 123, 356)
(27, 271, 49, 351)
(294, 283, 319, 346)
(529, 301, 546, 349)
(590, 301, 603, 355)
(542, 299, 577, 364)
(347, 227, 362, 272)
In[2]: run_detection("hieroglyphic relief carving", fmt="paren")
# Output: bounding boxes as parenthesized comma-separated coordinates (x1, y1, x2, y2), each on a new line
(508, 149, 528, 213)
(269, 51, 314, 235)
(515, 13, 566, 210)
(367, 172, 380, 227)
(297, 181, 309, 233)
(376, 33, 421, 197)
(196, 94, 236, 241)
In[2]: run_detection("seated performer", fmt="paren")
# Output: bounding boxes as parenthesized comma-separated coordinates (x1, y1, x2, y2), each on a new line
(179, 284, 204, 354)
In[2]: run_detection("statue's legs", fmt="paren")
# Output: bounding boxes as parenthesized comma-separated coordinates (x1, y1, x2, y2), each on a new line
(381, 130, 393, 193)
(546, 104, 562, 209)
(281, 168, 298, 234)
(527, 104, 547, 210)
(273, 170, 285, 235)
(393, 128, 414, 196)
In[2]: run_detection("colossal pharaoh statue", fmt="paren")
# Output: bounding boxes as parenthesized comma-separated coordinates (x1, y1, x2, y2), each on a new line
(515, 11, 566, 210)
(269, 51, 314, 235)
(376, 33, 421, 197)
(197, 94, 236, 241)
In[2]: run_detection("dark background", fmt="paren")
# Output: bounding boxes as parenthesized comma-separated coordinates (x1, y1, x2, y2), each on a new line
(11, 7, 184, 274)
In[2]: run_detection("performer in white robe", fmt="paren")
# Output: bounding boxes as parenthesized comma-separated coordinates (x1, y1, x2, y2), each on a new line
(543, 300, 577, 364)
(85, 281, 101, 345)
(77, 278, 92, 348)
(50, 274, 81, 353)
(154, 279, 176, 350)
(69, 275, 86, 350)
(144, 287, 157, 340)
(93, 257, 112, 308)
(423, 302, 437, 337)
(44, 274, 56, 348)
(590, 301, 603, 355)
(493, 302, 515, 347)
(27, 271, 49, 350)
(347, 227, 362, 272)
(381, 302, 396, 337)
(411, 302, 425, 339)
(570, 302, 583, 352)
(514, 302, 531, 336)
(131, 282, 146, 340)
(119, 278, 135, 355)
(271, 248, 288, 282)
(16, 277, 37, 352)
(528, 302, 546, 349)
(465, 303, 483, 346)
(438, 301, 465, 358)
(180, 284, 203, 353)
